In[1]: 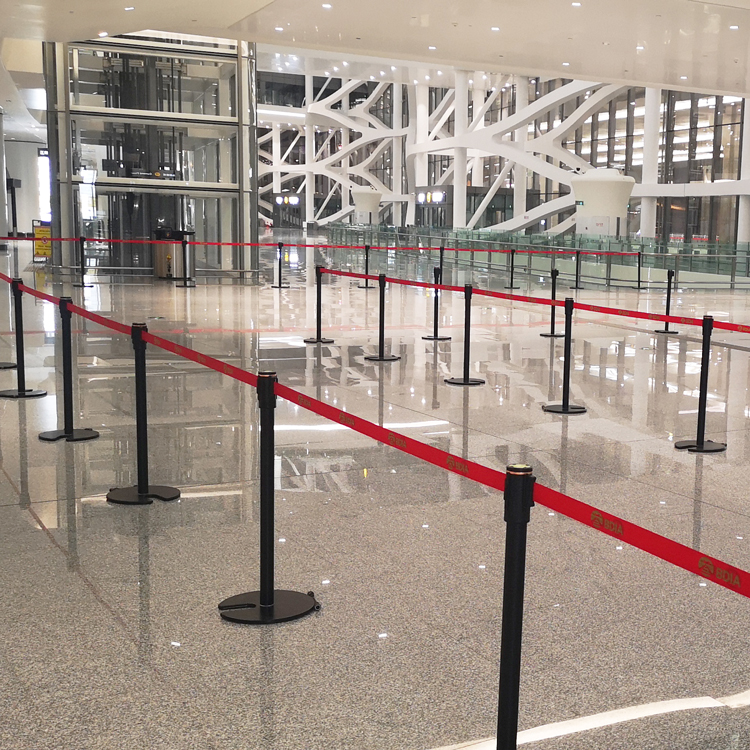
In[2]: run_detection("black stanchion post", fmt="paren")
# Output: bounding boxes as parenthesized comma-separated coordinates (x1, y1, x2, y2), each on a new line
(439, 245, 445, 283)
(365, 274, 400, 362)
(219, 372, 320, 624)
(73, 236, 92, 289)
(542, 298, 586, 415)
(572, 249, 583, 289)
(637, 250, 642, 291)
(358, 244, 373, 289)
(674, 316, 727, 454)
(505, 248, 519, 290)
(540, 268, 564, 339)
(177, 238, 195, 288)
(445, 284, 485, 386)
(496, 464, 536, 750)
(106, 324, 180, 505)
(304, 266, 334, 345)
(272, 242, 289, 288)
(422, 266, 451, 342)
(0, 278, 46, 399)
(654, 268, 678, 334)
(39, 297, 100, 442)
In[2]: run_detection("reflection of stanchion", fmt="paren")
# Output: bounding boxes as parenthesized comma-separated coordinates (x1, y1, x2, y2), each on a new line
(543, 298, 586, 415)
(106, 324, 181, 504)
(0, 278, 47, 398)
(674, 316, 726, 453)
(137, 507, 151, 662)
(496, 464, 535, 750)
(358, 244, 373, 289)
(304, 266, 334, 345)
(693, 455, 703, 550)
(73, 236, 93, 288)
(637, 250, 642, 291)
(505, 249, 519, 290)
(17, 400, 30, 509)
(430, 343, 441, 410)
(272, 242, 289, 289)
(64, 442, 79, 570)
(445, 285, 484, 386)
(422, 267, 451, 342)
(654, 269, 678, 335)
(540, 269, 564, 339)
(39, 297, 100, 442)
(219, 372, 320, 623)
(365, 274, 400, 362)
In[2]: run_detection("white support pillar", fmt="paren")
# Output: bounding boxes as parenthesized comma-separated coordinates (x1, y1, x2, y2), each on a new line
(392, 83, 402, 225)
(0, 113, 8, 246)
(414, 83, 429, 187)
(471, 75, 485, 186)
(453, 70, 469, 229)
(640, 87, 661, 239)
(341, 83, 350, 220)
(513, 75, 528, 219)
(271, 126, 281, 193)
(305, 74, 315, 227)
(737, 99, 750, 245)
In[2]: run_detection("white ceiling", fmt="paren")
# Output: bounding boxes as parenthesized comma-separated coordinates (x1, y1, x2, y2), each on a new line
(1, 0, 750, 95)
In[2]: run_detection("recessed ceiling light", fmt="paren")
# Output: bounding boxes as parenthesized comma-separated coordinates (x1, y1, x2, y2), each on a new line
(680, 75, 688, 80)
(124, 6, 135, 10)
(333, 66, 338, 71)
(425, 75, 430, 80)
(324, 71, 330, 75)
(636, 45, 644, 50)
(343, 61, 349, 66)
(275, 26, 284, 31)
(322, 2, 332, 7)
(391, 65, 396, 71)
(437, 70, 443, 75)
(98, 31, 109, 37)
(491, 26, 499, 31)
(428, 46, 436, 50)
(730, 24, 739, 30)
(572, 2, 581, 5)
(413, 79, 418, 84)
(562, 62, 570, 66)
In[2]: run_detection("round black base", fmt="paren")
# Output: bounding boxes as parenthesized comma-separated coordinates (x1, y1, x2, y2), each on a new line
(543, 403, 587, 414)
(304, 337, 335, 344)
(505, 286, 520, 290)
(540, 332, 565, 339)
(39, 427, 100, 443)
(654, 329, 679, 335)
(106, 485, 181, 505)
(0, 362, 17, 370)
(218, 589, 320, 624)
(0, 389, 47, 399)
(675, 439, 727, 453)
(445, 377, 485, 386)
(271, 284, 290, 289)
(365, 354, 400, 362)
(358, 284, 374, 289)
(422, 335, 451, 341)
(73, 283, 93, 288)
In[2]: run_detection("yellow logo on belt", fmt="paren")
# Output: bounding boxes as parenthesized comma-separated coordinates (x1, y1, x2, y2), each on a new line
(590, 509, 623, 536)
(387, 432, 406, 448)
(446, 456, 469, 474)
(298, 395, 312, 408)
(699, 556, 741, 587)
(339, 413, 355, 428)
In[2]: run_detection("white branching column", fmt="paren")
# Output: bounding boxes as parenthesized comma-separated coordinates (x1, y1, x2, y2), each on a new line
(305, 73, 315, 225)
(737, 99, 750, 245)
(513, 75, 528, 219)
(392, 83, 403, 225)
(453, 70, 469, 228)
(472, 74, 485, 187)
(640, 87, 661, 239)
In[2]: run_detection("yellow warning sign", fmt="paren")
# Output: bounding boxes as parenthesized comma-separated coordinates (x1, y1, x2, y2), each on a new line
(34, 224, 52, 259)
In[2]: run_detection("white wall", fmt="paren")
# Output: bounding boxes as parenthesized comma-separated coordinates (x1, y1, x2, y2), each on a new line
(4, 141, 43, 234)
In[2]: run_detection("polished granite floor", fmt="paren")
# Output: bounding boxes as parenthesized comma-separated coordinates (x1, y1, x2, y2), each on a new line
(2, 236, 750, 748)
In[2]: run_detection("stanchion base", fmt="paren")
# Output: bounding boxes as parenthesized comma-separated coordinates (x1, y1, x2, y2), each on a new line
(445, 377, 485, 387)
(218, 589, 320, 624)
(271, 284, 290, 289)
(539, 332, 565, 339)
(674, 439, 727, 453)
(543, 403, 587, 414)
(73, 283, 94, 288)
(106, 485, 181, 505)
(357, 283, 374, 289)
(39, 427, 100, 443)
(0, 361, 17, 370)
(654, 329, 679, 335)
(177, 282, 196, 289)
(365, 354, 400, 362)
(504, 286, 519, 290)
(422, 335, 451, 341)
(303, 337, 335, 344)
(0, 388, 47, 399)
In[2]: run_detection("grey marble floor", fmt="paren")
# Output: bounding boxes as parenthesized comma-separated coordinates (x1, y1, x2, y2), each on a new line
(1, 238, 750, 749)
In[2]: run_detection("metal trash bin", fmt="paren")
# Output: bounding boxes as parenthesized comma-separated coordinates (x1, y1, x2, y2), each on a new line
(153, 228, 195, 279)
